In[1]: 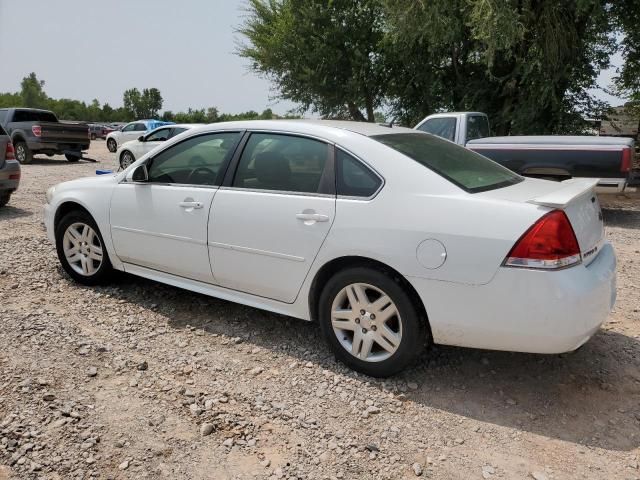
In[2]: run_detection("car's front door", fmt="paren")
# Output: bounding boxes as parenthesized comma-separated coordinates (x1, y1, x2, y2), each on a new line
(110, 131, 242, 282)
(208, 132, 336, 303)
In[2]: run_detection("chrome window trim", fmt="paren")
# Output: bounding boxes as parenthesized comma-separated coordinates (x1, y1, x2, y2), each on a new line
(218, 185, 335, 199)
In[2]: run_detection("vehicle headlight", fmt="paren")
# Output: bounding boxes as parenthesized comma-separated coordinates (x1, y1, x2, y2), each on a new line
(45, 186, 56, 204)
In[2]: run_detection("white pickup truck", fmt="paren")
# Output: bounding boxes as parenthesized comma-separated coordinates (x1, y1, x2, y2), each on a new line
(414, 112, 638, 192)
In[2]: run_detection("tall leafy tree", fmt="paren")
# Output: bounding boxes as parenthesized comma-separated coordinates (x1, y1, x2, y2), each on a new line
(20, 73, 49, 109)
(238, 0, 387, 121)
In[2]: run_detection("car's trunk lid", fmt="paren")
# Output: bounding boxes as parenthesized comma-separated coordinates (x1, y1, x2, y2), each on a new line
(479, 178, 605, 266)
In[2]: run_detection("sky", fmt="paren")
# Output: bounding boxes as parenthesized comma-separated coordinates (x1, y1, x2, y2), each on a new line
(0, 0, 628, 116)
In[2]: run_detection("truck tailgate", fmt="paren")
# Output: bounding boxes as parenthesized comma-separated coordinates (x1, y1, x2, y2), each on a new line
(40, 122, 89, 144)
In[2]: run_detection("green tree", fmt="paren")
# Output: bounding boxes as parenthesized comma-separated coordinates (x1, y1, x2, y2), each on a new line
(239, 0, 387, 121)
(20, 72, 48, 109)
(123, 87, 163, 119)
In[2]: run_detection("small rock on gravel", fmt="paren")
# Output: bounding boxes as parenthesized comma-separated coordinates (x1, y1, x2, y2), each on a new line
(200, 423, 214, 436)
(412, 462, 423, 476)
(530, 472, 548, 480)
(87, 366, 98, 377)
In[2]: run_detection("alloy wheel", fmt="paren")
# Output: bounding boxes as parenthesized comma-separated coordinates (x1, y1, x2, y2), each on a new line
(331, 283, 402, 362)
(16, 144, 26, 162)
(121, 152, 134, 168)
(62, 222, 103, 276)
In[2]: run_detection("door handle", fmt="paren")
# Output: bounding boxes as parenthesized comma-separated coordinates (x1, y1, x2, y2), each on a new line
(296, 213, 329, 222)
(179, 201, 203, 209)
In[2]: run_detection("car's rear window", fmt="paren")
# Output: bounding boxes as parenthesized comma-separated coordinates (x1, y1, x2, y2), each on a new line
(13, 110, 58, 123)
(372, 132, 523, 193)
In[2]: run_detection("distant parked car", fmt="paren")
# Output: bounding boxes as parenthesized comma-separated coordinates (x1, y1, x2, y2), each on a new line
(116, 124, 203, 169)
(106, 120, 174, 153)
(88, 124, 106, 140)
(0, 108, 90, 164)
(0, 123, 20, 207)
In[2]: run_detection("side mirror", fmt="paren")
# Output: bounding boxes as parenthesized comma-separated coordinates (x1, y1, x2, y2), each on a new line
(138, 135, 145, 142)
(130, 164, 149, 182)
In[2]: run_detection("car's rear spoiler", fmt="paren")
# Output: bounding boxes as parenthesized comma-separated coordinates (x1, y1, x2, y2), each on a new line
(527, 179, 599, 208)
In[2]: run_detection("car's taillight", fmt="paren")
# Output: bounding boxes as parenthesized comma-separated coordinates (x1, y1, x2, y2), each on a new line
(5, 142, 15, 160)
(621, 147, 632, 173)
(504, 210, 581, 270)
(32, 125, 42, 137)
(9, 173, 20, 180)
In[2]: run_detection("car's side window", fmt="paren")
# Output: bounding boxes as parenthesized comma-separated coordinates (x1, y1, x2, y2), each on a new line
(232, 133, 329, 194)
(417, 117, 456, 142)
(147, 132, 241, 186)
(134, 123, 147, 131)
(122, 123, 136, 132)
(336, 149, 382, 198)
(145, 128, 171, 142)
(170, 127, 188, 138)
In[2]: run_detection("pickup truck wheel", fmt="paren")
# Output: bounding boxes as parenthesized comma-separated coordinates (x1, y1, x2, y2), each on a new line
(0, 194, 10, 208)
(65, 154, 80, 162)
(14, 141, 32, 164)
(107, 138, 117, 152)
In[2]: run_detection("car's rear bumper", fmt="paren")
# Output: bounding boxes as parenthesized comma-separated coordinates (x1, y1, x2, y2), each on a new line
(28, 141, 89, 152)
(0, 160, 21, 193)
(408, 241, 616, 354)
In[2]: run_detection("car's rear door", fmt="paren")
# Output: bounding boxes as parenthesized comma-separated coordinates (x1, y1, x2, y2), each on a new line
(208, 131, 336, 303)
(110, 131, 243, 282)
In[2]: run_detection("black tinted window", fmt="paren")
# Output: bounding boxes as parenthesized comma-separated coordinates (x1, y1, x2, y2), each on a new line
(466, 115, 490, 141)
(134, 123, 147, 131)
(372, 132, 522, 193)
(147, 132, 241, 186)
(417, 117, 457, 141)
(170, 127, 188, 138)
(336, 149, 381, 197)
(13, 110, 58, 122)
(0, 110, 7, 124)
(233, 133, 329, 194)
(122, 123, 136, 132)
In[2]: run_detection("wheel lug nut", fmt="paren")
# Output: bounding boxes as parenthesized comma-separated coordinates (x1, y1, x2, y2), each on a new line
(370, 314, 376, 320)
(360, 309, 365, 315)
(371, 325, 377, 331)
(362, 328, 367, 334)
(355, 318, 360, 324)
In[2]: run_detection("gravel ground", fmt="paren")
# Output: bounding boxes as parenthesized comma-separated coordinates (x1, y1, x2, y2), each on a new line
(1, 141, 639, 480)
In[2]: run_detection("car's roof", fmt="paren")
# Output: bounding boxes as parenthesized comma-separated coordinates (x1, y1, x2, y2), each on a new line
(193, 120, 416, 138)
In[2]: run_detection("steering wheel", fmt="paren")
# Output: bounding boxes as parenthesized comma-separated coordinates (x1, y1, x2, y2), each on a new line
(187, 166, 217, 185)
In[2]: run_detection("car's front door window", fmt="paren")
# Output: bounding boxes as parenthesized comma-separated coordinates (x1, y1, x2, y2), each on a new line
(147, 132, 241, 186)
(233, 133, 329, 194)
(121, 123, 136, 132)
(145, 128, 171, 142)
(417, 117, 456, 142)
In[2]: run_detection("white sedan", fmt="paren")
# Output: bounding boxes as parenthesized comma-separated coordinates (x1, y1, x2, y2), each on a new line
(43, 121, 616, 377)
(116, 124, 203, 169)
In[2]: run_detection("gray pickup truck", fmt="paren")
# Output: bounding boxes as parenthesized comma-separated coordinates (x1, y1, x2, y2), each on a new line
(0, 123, 20, 207)
(415, 112, 637, 192)
(0, 108, 90, 164)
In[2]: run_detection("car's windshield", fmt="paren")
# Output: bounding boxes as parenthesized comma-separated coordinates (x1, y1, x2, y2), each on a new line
(372, 132, 523, 193)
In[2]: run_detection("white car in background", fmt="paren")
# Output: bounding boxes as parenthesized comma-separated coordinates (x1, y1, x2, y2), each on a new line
(116, 124, 203, 169)
(106, 120, 174, 153)
(43, 121, 616, 377)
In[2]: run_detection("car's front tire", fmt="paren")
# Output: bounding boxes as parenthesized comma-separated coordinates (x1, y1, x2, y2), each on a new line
(107, 138, 117, 153)
(318, 266, 427, 377)
(119, 150, 135, 169)
(55, 210, 113, 285)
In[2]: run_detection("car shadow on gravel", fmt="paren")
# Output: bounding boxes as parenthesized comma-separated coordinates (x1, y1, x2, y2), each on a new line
(602, 207, 640, 230)
(0, 205, 32, 220)
(98, 272, 640, 453)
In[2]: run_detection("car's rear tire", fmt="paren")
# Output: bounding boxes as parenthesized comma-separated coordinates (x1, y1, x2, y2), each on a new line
(119, 150, 135, 169)
(0, 194, 10, 208)
(14, 141, 32, 164)
(65, 153, 80, 162)
(318, 266, 427, 377)
(107, 138, 117, 152)
(55, 210, 113, 285)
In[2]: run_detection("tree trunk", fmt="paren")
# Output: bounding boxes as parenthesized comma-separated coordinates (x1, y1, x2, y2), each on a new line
(347, 102, 367, 121)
